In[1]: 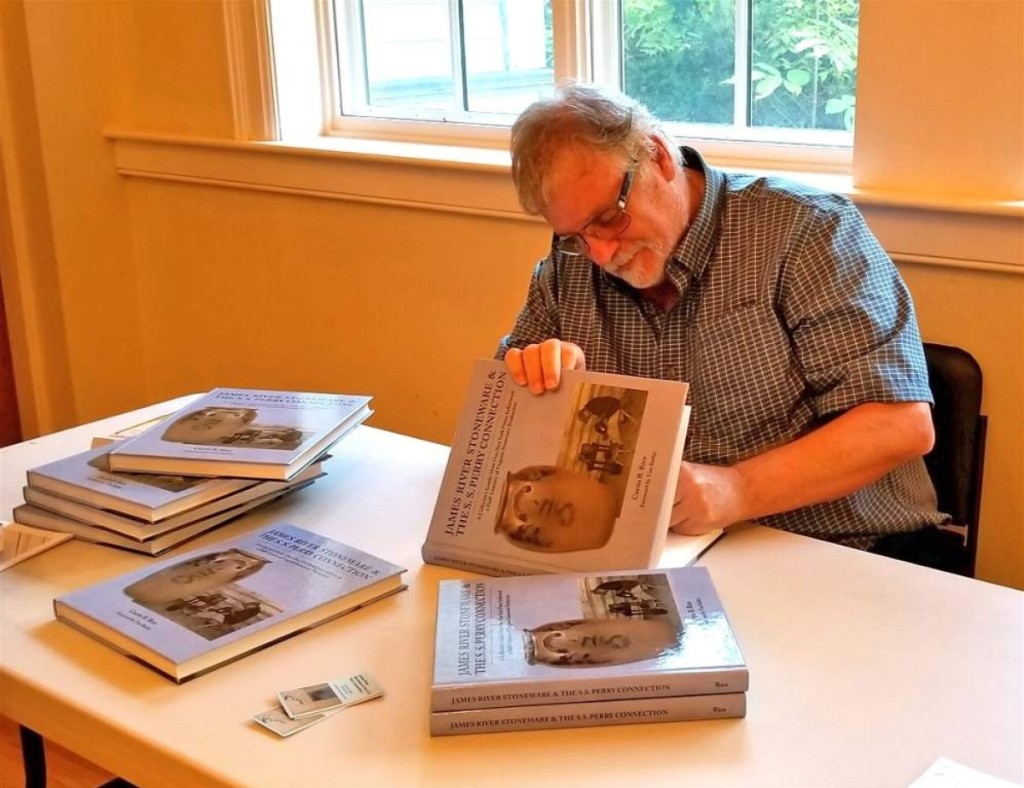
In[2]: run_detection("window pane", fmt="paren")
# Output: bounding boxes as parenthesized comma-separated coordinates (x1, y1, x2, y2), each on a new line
(349, 0, 553, 118)
(621, 0, 857, 135)
(330, 0, 854, 146)
(463, 0, 554, 114)
(750, 0, 858, 131)
(362, 0, 457, 112)
(622, 0, 736, 126)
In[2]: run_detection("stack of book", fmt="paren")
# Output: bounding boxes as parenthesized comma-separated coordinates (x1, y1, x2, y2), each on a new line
(14, 388, 372, 555)
(429, 565, 747, 735)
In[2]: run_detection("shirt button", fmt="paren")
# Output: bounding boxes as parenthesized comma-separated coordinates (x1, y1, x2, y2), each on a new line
(664, 365, 678, 378)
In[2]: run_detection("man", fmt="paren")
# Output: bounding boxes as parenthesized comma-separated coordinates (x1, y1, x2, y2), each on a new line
(498, 82, 951, 559)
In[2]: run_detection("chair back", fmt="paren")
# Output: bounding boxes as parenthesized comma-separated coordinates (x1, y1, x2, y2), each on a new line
(922, 342, 988, 576)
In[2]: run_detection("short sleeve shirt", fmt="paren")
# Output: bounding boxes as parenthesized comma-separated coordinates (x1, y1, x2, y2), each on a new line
(497, 147, 946, 547)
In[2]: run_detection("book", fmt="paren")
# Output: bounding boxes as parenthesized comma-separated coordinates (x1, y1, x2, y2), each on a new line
(429, 692, 746, 736)
(107, 388, 372, 480)
(421, 359, 696, 575)
(0, 521, 74, 571)
(22, 461, 325, 540)
(431, 566, 747, 712)
(53, 523, 407, 681)
(27, 445, 261, 522)
(90, 412, 174, 448)
(13, 482, 314, 556)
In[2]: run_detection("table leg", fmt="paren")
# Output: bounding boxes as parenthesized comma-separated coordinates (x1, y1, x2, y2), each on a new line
(18, 725, 46, 788)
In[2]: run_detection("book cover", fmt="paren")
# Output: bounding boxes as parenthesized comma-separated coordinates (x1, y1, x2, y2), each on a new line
(106, 389, 372, 480)
(422, 359, 692, 575)
(430, 691, 746, 736)
(431, 566, 747, 712)
(23, 462, 324, 539)
(15, 481, 315, 556)
(53, 523, 406, 680)
(27, 445, 259, 522)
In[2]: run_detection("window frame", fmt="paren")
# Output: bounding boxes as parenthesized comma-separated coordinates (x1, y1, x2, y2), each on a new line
(269, 0, 852, 172)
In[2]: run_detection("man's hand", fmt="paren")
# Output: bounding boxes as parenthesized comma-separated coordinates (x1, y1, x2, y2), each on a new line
(504, 339, 586, 394)
(669, 401, 934, 536)
(670, 461, 747, 536)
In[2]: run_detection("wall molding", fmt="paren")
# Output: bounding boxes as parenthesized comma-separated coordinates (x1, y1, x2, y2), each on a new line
(222, 0, 278, 140)
(107, 130, 1024, 274)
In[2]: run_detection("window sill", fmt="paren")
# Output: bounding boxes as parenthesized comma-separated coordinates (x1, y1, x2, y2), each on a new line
(107, 130, 1024, 274)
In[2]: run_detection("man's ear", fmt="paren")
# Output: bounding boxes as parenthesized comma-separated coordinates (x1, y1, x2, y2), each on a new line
(651, 135, 680, 181)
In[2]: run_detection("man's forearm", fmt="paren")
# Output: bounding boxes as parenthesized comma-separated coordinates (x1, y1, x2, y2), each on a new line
(672, 400, 934, 535)
(732, 401, 934, 522)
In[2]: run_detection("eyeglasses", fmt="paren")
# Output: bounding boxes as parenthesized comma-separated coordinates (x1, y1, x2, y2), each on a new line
(553, 162, 636, 258)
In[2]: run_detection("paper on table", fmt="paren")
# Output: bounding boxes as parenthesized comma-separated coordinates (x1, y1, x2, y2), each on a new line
(0, 521, 74, 571)
(277, 672, 385, 719)
(909, 757, 1021, 788)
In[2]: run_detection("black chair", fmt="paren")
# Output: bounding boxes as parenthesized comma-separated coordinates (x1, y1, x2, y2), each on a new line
(921, 342, 988, 577)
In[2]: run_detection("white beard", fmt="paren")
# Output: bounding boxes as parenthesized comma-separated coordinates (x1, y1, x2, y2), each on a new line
(605, 239, 673, 289)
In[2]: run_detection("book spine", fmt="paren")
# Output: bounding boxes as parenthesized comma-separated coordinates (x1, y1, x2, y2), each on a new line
(429, 692, 746, 736)
(419, 544, 557, 577)
(431, 667, 749, 711)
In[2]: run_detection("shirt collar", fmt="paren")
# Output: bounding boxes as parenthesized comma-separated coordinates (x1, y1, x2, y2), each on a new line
(595, 146, 724, 298)
(668, 146, 724, 283)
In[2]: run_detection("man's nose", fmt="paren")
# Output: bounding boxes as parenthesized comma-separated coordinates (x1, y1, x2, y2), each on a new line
(585, 236, 620, 267)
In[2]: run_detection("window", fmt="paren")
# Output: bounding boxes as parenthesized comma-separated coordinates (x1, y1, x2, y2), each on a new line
(273, 0, 858, 165)
(332, 0, 553, 123)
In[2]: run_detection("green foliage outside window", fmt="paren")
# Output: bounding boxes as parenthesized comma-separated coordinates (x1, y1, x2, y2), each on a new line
(623, 0, 858, 131)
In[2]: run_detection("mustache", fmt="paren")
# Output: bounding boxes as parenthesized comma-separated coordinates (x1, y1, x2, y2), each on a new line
(609, 242, 645, 271)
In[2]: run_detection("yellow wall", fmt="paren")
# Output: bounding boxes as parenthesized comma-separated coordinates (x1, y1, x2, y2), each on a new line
(1, 0, 1021, 588)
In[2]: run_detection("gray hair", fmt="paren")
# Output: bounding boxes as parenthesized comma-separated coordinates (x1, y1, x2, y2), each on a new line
(510, 82, 680, 214)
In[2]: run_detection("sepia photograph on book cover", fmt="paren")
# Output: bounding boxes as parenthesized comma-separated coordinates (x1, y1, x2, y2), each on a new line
(423, 359, 690, 574)
(431, 566, 747, 712)
(107, 388, 372, 478)
(53, 523, 406, 680)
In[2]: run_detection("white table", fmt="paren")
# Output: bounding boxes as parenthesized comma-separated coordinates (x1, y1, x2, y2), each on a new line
(2, 399, 1022, 788)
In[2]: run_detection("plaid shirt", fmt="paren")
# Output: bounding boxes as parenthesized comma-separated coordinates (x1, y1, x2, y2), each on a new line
(497, 147, 945, 547)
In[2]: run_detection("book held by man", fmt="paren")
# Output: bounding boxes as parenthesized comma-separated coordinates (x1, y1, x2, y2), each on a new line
(430, 565, 748, 724)
(106, 388, 372, 480)
(53, 523, 406, 681)
(421, 359, 704, 576)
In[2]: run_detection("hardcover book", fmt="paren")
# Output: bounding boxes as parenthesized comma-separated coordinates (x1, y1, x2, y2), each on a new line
(14, 480, 317, 556)
(422, 359, 700, 575)
(28, 445, 260, 522)
(430, 692, 746, 736)
(107, 388, 372, 480)
(53, 522, 406, 680)
(90, 412, 174, 448)
(431, 566, 747, 713)
(23, 461, 325, 540)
